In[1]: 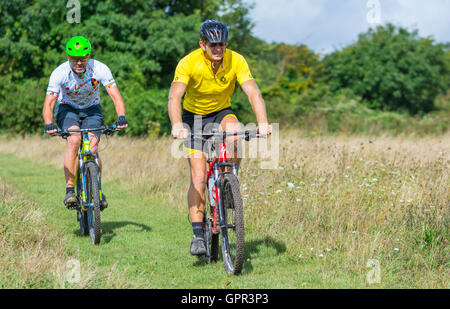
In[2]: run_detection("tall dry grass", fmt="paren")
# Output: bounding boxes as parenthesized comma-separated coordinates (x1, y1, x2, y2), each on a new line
(240, 132, 449, 287)
(0, 180, 129, 288)
(0, 131, 448, 287)
(0, 135, 188, 206)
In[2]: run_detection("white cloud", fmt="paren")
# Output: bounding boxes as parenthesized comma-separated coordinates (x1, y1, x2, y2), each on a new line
(251, 0, 324, 23)
(381, 0, 450, 41)
(249, 0, 327, 45)
(245, 0, 450, 53)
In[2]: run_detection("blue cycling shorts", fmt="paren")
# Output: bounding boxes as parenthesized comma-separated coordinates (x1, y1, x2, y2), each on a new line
(56, 104, 103, 138)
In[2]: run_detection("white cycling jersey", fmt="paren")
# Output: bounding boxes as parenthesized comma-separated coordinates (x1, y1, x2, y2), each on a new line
(46, 59, 116, 109)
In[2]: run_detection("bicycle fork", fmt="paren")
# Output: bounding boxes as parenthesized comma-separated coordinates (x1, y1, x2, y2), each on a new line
(208, 161, 238, 235)
(77, 155, 89, 211)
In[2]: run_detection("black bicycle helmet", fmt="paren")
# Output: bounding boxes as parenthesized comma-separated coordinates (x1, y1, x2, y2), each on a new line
(200, 20, 229, 43)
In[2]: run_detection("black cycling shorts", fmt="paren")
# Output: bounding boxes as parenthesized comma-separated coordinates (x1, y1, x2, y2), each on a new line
(182, 107, 237, 155)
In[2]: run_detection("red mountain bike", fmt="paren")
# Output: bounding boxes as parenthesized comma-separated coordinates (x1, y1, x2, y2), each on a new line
(192, 130, 262, 275)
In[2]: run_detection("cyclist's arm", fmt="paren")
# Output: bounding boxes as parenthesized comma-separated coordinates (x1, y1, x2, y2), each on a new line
(43, 67, 62, 131)
(42, 94, 58, 127)
(106, 86, 127, 128)
(240, 79, 271, 135)
(168, 82, 188, 138)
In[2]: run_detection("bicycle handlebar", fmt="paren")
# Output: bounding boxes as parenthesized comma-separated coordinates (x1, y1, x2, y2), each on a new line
(54, 125, 118, 139)
(190, 130, 264, 142)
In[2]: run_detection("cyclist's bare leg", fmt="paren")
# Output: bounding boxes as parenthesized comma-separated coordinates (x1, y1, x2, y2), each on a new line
(219, 115, 241, 171)
(187, 151, 207, 223)
(64, 132, 101, 185)
(64, 125, 81, 188)
(89, 133, 102, 171)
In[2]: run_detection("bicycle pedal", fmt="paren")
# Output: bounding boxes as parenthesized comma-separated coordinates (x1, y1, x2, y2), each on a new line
(65, 203, 78, 210)
(64, 195, 79, 210)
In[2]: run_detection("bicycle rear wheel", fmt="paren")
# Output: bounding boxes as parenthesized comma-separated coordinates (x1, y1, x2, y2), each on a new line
(219, 172, 244, 275)
(203, 182, 219, 262)
(76, 172, 89, 236)
(85, 161, 101, 245)
(77, 210, 89, 235)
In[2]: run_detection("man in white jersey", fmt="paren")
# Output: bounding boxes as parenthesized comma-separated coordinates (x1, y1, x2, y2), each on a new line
(42, 36, 128, 208)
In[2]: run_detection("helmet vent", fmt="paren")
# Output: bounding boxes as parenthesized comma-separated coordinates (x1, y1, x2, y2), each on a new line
(200, 20, 228, 43)
(66, 36, 91, 56)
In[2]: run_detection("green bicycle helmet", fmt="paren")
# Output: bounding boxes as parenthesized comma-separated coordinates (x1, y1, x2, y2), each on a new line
(66, 36, 91, 57)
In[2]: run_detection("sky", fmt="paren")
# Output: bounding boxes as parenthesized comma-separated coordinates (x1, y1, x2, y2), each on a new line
(244, 0, 450, 54)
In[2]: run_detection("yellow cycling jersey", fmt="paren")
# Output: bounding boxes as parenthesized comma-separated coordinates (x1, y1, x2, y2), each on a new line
(173, 48, 254, 115)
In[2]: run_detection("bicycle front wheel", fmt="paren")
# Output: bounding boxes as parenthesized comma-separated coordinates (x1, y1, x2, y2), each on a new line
(85, 161, 101, 245)
(220, 173, 245, 275)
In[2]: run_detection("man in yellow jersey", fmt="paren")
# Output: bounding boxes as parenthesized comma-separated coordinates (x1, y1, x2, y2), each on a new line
(168, 20, 272, 255)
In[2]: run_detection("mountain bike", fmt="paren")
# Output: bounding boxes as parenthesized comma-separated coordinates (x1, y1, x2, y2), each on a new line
(55, 125, 117, 245)
(192, 130, 263, 275)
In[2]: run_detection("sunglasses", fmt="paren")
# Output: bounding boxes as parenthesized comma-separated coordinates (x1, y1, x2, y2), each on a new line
(69, 56, 89, 63)
(206, 42, 226, 48)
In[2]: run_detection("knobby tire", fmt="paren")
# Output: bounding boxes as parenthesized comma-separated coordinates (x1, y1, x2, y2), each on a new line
(85, 162, 101, 245)
(220, 172, 244, 275)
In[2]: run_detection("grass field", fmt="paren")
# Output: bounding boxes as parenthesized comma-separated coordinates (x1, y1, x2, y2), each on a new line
(0, 131, 448, 288)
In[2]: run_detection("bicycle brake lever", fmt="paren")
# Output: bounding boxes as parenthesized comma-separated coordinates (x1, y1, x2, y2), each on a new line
(60, 132, 70, 140)
(245, 131, 261, 141)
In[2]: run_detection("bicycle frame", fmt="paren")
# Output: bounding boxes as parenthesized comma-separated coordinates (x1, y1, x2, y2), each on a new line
(206, 140, 238, 234)
(75, 132, 103, 211)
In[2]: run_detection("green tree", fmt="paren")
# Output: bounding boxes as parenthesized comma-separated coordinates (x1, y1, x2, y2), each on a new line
(323, 24, 449, 114)
(0, 0, 258, 135)
(276, 43, 322, 92)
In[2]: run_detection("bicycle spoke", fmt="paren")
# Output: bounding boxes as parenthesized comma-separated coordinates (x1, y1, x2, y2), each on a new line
(85, 162, 101, 245)
(220, 173, 244, 275)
